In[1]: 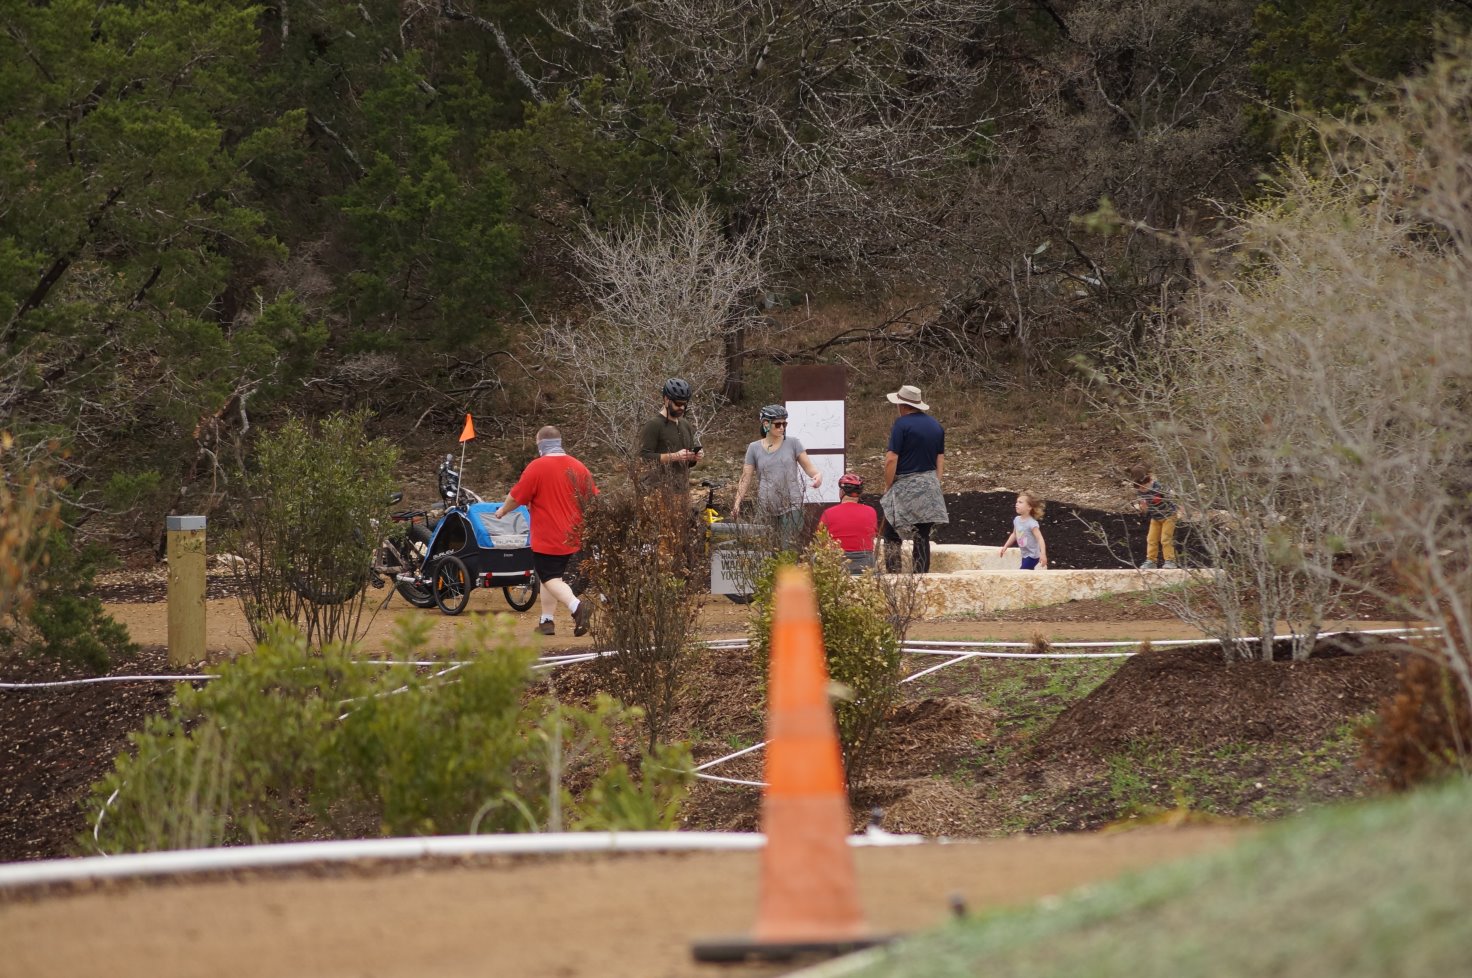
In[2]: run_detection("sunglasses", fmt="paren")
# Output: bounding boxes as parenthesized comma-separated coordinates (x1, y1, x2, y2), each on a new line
(770, 421, 788, 427)
(670, 400, 688, 408)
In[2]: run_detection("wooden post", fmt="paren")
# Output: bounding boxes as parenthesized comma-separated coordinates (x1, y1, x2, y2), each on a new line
(166, 515, 207, 666)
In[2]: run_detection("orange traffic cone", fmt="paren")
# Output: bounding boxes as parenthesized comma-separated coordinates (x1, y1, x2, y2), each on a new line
(692, 566, 891, 963)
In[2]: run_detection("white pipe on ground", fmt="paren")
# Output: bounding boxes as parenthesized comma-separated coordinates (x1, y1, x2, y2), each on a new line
(0, 830, 924, 890)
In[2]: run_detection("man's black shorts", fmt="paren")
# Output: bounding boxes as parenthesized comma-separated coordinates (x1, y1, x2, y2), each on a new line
(533, 551, 583, 587)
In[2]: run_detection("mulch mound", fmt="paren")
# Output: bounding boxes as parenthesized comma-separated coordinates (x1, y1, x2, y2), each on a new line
(930, 490, 1195, 569)
(1, 637, 1409, 859)
(869, 697, 996, 773)
(0, 647, 189, 862)
(816, 489, 1186, 569)
(854, 777, 992, 838)
(1033, 643, 1405, 760)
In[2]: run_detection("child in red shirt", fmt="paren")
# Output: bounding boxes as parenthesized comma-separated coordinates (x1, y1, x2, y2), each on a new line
(819, 473, 879, 573)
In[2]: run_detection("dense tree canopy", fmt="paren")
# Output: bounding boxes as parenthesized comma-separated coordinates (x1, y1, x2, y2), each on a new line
(1252, 0, 1472, 123)
(1, 0, 1466, 542)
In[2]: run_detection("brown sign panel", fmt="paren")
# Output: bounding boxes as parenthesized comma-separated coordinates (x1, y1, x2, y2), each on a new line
(781, 364, 849, 403)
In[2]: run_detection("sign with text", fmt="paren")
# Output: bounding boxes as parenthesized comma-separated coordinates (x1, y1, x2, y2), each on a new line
(781, 365, 848, 505)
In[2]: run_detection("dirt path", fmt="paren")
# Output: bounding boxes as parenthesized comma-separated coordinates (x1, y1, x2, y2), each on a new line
(0, 827, 1241, 978)
(102, 591, 1410, 656)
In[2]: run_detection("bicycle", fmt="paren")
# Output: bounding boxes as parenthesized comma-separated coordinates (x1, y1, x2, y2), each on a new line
(417, 455, 539, 616)
(369, 497, 438, 608)
(294, 455, 495, 610)
(376, 455, 534, 616)
(290, 492, 437, 607)
(372, 453, 492, 609)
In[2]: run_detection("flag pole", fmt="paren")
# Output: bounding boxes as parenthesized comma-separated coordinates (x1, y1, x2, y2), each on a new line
(456, 413, 476, 508)
(457, 439, 467, 508)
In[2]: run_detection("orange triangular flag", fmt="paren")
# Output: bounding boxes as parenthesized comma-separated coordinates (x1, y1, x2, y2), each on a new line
(458, 414, 476, 442)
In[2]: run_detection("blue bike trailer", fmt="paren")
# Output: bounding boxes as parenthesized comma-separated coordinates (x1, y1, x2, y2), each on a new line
(426, 503, 536, 583)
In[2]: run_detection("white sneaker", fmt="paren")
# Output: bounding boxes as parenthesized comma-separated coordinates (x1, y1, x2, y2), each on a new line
(1162, 560, 1178, 569)
(1140, 560, 1158, 570)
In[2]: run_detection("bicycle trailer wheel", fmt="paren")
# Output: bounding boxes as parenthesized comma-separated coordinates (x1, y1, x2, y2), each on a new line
(431, 554, 472, 616)
(503, 576, 539, 612)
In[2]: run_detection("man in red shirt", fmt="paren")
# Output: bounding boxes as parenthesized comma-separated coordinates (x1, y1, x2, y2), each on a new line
(818, 472, 878, 574)
(493, 426, 599, 636)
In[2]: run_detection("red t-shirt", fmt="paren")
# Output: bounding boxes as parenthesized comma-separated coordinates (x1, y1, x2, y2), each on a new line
(508, 455, 599, 555)
(819, 500, 878, 552)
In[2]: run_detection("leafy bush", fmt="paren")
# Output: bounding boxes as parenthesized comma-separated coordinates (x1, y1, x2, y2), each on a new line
(578, 483, 704, 748)
(747, 531, 903, 782)
(228, 412, 397, 649)
(16, 529, 136, 670)
(84, 616, 693, 853)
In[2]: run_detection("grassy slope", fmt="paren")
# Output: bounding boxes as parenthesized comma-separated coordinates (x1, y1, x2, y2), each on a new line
(850, 776, 1472, 978)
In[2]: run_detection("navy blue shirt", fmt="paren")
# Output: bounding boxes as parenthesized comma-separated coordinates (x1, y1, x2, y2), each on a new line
(887, 412, 945, 474)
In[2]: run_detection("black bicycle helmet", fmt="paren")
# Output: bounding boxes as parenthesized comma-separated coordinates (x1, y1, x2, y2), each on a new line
(662, 377, 692, 401)
(758, 403, 789, 422)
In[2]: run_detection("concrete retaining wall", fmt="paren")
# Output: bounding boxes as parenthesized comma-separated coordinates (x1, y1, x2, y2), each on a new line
(882, 544, 1200, 615)
(908, 568, 1200, 616)
(926, 544, 1020, 573)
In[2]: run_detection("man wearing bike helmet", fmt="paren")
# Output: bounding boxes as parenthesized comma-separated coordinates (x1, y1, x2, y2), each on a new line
(639, 377, 703, 489)
(819, 472, 878, 574)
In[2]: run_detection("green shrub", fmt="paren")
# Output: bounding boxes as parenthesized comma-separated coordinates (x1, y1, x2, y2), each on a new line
(84, 616, 693, 853)
(18, 529, 136, 670)
(748, 530, 903, 782)
(228, 412, 398, 649)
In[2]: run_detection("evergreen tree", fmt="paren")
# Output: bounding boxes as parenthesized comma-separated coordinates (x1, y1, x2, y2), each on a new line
(1, 1, 319, 510)
(1251, 0, 1472, 145)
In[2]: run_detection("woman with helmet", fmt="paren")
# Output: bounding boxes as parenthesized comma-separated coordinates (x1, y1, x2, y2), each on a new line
(732, 403, 823, 548)
(639, 377, 703, 489)
(819, 472, 879, 573)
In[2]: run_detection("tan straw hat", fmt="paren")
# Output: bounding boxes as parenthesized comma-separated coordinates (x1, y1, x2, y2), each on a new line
(885, 384, 929, 411)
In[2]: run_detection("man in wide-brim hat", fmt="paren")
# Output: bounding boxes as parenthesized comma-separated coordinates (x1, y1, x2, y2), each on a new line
(880, 384, 948, 573)
(885, 384, 930, 411)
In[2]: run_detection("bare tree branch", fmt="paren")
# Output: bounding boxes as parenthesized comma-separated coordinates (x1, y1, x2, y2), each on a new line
(437, 1, 547, 104)
(537, 198, 770, 456)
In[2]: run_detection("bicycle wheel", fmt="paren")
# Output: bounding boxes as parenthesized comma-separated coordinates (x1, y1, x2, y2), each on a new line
(395, 577, 436, 608)
(393, 525, 436, 608)
(503, 577, 539, 612)
(431, 554, 472, 616)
